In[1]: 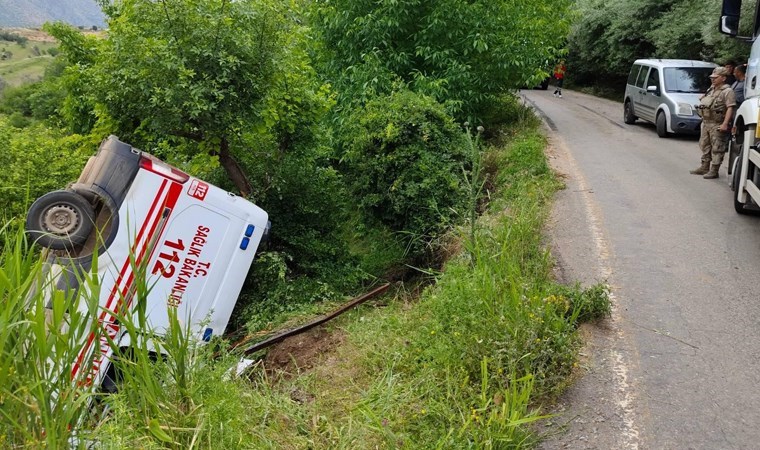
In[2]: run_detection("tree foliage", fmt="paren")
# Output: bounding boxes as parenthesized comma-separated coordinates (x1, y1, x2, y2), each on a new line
(568, 0, 753, 87)
(0, 117, 96, 221)
(46, 0, 299, 198)
(342, 90, 469, 257)
(310, 0, 573, 121)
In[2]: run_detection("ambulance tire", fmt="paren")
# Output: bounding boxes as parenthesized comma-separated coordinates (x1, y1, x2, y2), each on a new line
(26, 190, 95, 250)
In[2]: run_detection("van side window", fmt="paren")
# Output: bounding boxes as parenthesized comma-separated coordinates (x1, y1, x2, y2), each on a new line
(646, 68, 660, 91)
(628, 64, 642, 85)
(635, 66, 649, 89)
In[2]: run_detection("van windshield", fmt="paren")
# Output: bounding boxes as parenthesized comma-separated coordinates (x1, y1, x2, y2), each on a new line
(663, 67, 714, 94)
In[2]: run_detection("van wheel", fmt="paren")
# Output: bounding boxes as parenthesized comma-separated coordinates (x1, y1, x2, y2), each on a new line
(26, 190, 95, 250)
(623, 101, 637, 124)
(656, 112, 669, 138)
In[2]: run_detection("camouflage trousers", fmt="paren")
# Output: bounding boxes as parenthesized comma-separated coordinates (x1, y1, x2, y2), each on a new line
(699, 121, 730, 166)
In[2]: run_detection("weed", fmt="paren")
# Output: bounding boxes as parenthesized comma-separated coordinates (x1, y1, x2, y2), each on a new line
(461, 123, 488, 261)
(252, 112, 613, 448)
(0, 96, 611, 448)
(0, 225, 100, 447)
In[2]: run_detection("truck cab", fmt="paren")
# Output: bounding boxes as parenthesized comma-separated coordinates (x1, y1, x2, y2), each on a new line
(720, 0, 760, 214)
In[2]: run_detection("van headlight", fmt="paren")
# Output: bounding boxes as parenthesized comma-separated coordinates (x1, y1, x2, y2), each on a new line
(677, 102, 694, 116)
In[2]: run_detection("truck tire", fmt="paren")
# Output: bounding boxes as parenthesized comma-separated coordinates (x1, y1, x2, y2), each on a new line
(733, 126, 760, 215)
(656, 112, 669, 138)
(624, 101, 637, 124)
(26, 190, 95, 250)
(727, 139, 739, 176)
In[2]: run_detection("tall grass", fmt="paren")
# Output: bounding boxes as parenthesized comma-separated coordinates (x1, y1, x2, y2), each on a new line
(0, 225, 101, 447)
(249, 111, 611, 448)
(0, 224, 272, 448)
(86, 252, 271, 448)
(0, 101, 610, 449)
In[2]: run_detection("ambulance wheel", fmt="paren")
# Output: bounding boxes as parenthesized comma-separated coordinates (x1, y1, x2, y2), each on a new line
(26, 190, 95, 250)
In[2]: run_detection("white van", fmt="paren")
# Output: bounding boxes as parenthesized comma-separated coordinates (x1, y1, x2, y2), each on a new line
(623, 59, 716, 137)
(25, 136, 269, 390)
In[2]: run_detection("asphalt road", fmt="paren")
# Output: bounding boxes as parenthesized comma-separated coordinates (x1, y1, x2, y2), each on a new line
(521, 88, 760, 449)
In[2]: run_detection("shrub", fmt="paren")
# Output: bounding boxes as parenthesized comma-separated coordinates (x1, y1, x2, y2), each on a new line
(257, 151, 358, 283)
(0, 118, 96, 221)
(0, 76, 66, 122)
(341, 90, 469, 259)
(225, 140, 365, 333)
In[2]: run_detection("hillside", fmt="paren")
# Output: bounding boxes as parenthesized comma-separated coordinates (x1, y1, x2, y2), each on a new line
(0, 0, 105, 28)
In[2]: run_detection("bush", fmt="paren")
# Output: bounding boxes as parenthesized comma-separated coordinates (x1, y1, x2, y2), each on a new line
(0, 77, 65, 121)
(0, 119, 97, 221)
(341, 90, 469, 259)
(224, 140, 366, 333)
(0, 31, 27, 46)
(257, 151, 358, 282)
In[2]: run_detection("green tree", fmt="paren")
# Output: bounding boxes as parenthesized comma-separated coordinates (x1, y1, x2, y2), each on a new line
(568, 0, 752, 88)
(310, 0, 573, 121)
(0, 117, 95, 221)
(41, 22, 102, 133)
(62, 0, 291, 198)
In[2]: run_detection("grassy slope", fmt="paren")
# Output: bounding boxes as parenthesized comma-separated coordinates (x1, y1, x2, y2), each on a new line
(0, 101, 609, 448)
(0, 39, 56, 87)
(96, 110, 607, 448)
(216, 114, 611, 449)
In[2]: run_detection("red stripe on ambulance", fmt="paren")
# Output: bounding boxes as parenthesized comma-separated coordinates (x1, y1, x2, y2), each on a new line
(72, 180, 182, 384)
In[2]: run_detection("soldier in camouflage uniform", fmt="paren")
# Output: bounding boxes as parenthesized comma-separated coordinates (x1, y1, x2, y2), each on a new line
(690, 66, 736, 179)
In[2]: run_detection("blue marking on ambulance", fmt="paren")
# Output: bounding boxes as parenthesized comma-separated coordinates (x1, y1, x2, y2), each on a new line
(240, 237, 250, 250)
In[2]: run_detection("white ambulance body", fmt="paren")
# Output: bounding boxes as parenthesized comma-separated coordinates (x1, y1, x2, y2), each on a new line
(26, 135, 268, 389)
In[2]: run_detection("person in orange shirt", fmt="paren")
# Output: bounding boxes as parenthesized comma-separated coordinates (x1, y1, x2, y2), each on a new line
(553, 60, 566, 98)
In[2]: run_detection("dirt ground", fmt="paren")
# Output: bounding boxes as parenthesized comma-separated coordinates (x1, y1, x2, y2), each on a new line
(1, 28, 56, 42)
(262, 326, 347, 377)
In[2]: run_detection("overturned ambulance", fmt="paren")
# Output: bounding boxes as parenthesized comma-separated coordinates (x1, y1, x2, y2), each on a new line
(26, 135, 269, 390)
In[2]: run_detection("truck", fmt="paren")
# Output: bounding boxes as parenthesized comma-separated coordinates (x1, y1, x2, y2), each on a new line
(720, 0, 760, 214)
(26, 135, 269, 392)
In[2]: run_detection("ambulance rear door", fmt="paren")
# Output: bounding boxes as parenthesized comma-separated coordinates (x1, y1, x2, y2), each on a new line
(143, 178, 268, 341)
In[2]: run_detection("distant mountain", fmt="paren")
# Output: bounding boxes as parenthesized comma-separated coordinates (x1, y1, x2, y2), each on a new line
(0, 0, 105, 28)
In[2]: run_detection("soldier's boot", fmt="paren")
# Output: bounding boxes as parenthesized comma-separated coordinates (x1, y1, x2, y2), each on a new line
(703, 164, 721, 179)
(689, 161, 710, 175)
